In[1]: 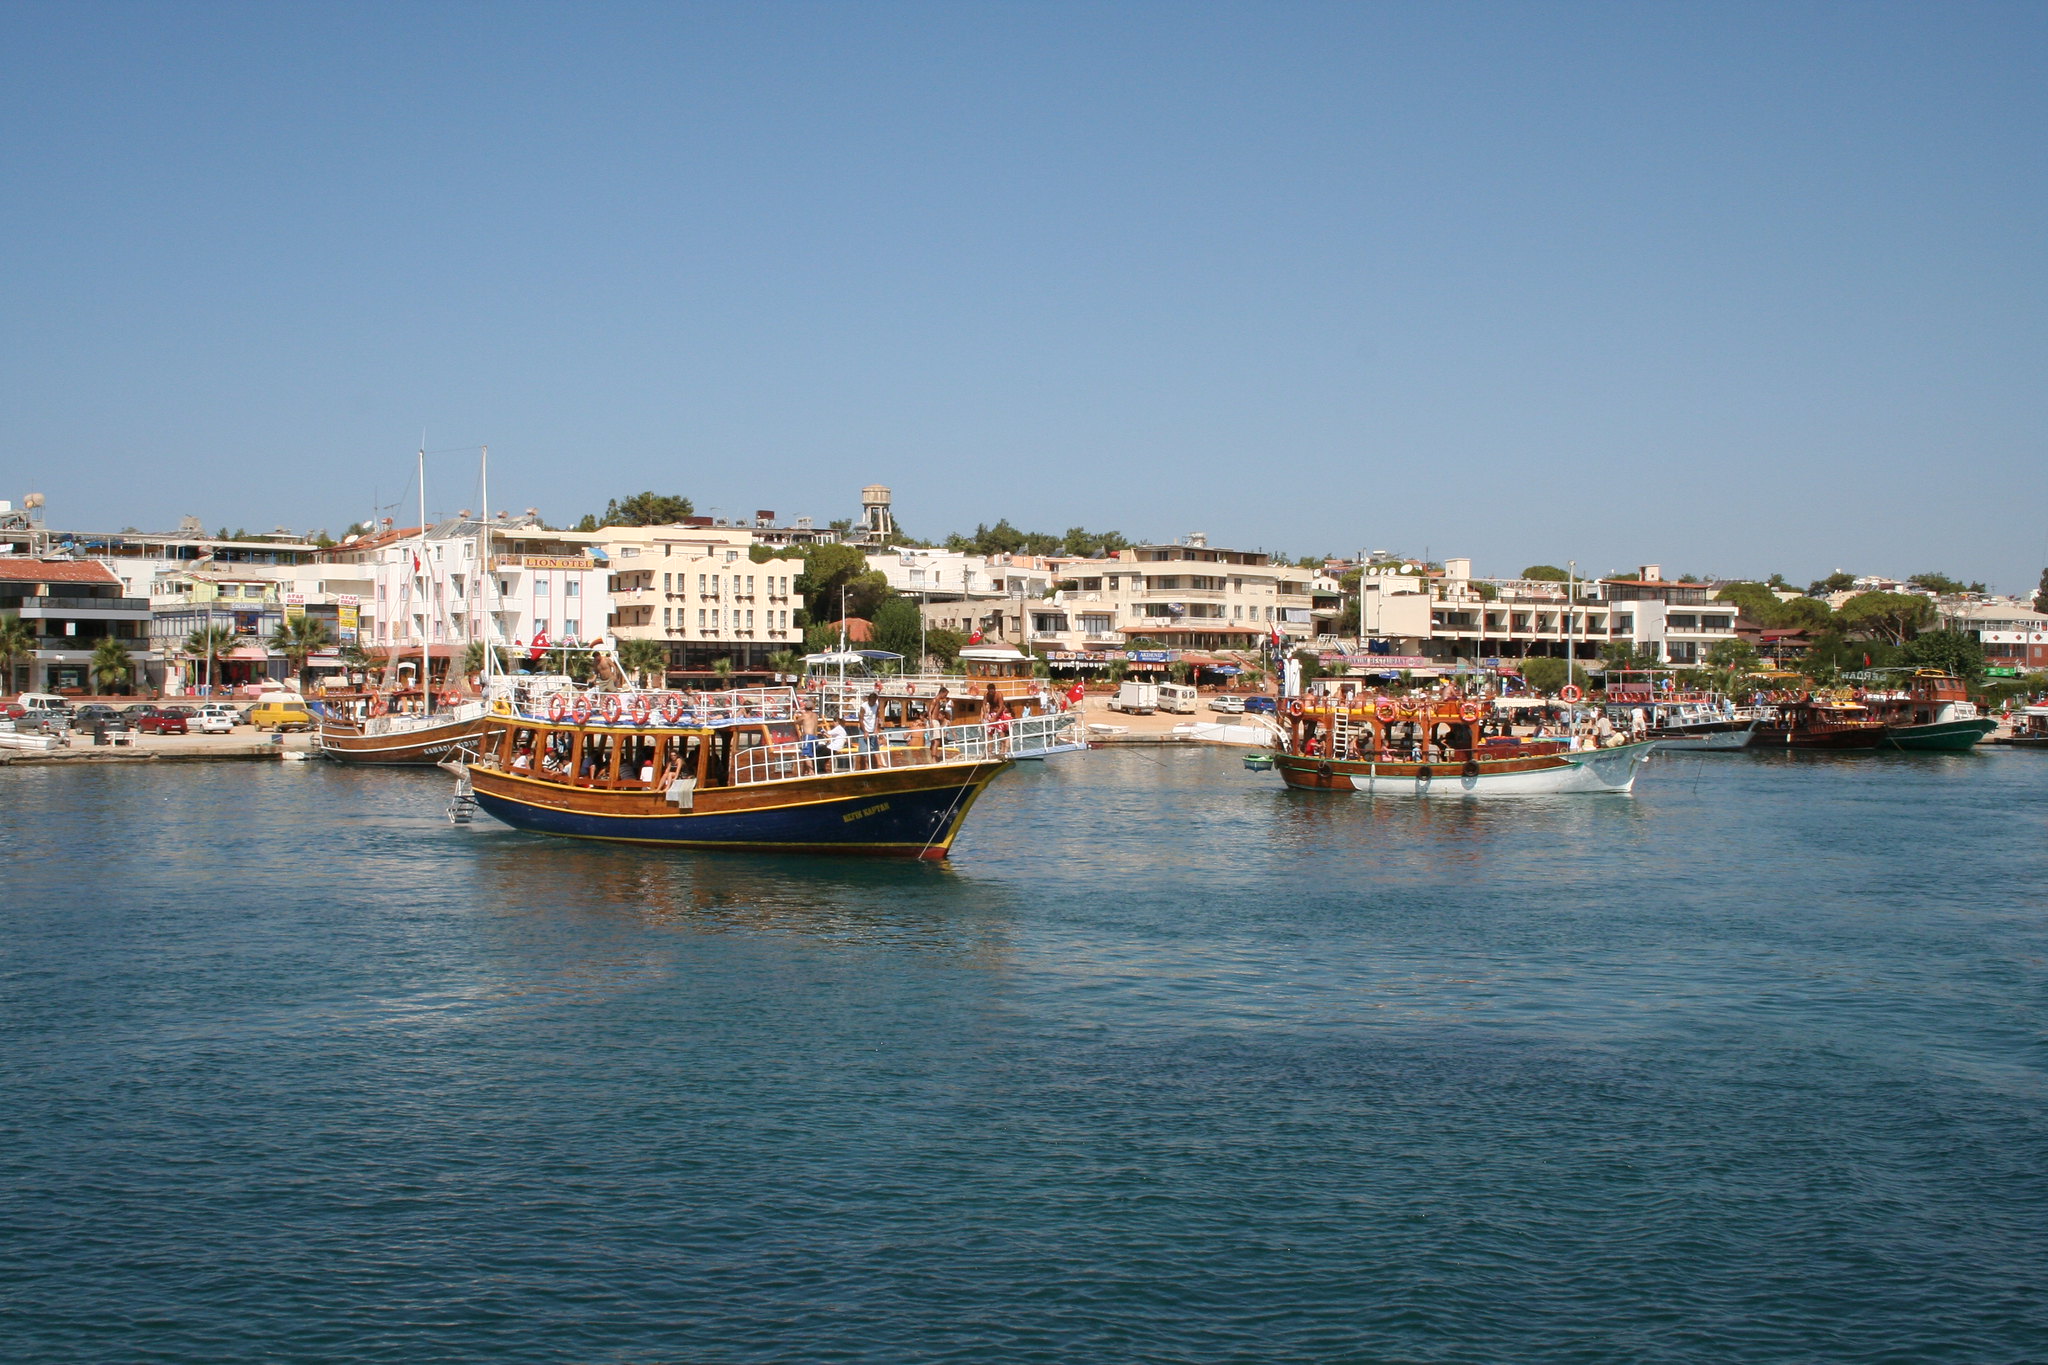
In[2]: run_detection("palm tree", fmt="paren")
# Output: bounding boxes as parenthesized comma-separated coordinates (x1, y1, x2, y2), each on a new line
(617, 638, 666, 688)
(184, 623, 237, 695)
(711, 656, 734, 689)
(89, 635, 135, 695)
(766, 649, 800, 683)
(268, 615, 332, 688)
(338, 640, 378, 687)
(0, 615, 33, 696)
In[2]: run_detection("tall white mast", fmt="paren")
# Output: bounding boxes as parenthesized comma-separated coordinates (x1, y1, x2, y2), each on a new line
(478, 445, 491, 686)
(419, 446, 431, 715)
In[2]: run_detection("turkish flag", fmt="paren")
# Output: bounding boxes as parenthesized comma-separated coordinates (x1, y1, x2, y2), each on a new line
(969, 630, 983, 645)
(528, 630, 549, 662)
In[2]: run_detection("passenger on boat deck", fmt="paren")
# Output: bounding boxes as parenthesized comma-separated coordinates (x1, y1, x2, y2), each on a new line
(796, 702, 821, 761)
(934, 686, 953, 723)
(983, 682, 1000, 717)
(1594, 714, 1617, 747)
(858, 691, 880, 755)
(825, 718, 850, 768)
(511, 745, 533, 772)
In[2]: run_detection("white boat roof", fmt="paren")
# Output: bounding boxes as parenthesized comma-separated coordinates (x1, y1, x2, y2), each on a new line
(957, 645, 1029, 661)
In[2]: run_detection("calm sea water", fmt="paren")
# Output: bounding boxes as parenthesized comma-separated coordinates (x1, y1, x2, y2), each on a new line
(2, 747, 2044, 1362)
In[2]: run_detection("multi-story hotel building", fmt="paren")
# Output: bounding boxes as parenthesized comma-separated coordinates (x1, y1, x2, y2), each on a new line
(1028, 536, 1318, 653)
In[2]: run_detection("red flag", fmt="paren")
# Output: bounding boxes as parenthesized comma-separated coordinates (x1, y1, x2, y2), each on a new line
(528, 629, 549, 663)
(969, 630, 983, 645)
(411, 549, 421, 574)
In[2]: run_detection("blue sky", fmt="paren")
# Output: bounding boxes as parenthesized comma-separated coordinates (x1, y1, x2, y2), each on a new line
(3, 2, 2043, 588)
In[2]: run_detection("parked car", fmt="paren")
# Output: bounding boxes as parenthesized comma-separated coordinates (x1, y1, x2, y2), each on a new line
(194, 703, 241, 729)
(1241, 695, 1277, 715)
(193, 711, 236, 734)
(1156, 683, 1199, 715)
(250, 698, 315, 733)
(1208, 695, 1247, 714)
(132, 707, 189, 735)
(72, 704, 129, 731)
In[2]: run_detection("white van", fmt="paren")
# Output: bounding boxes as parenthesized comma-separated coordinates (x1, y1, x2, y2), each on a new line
(1156, 683, 1199, 714)
(15, 692, 71, 713)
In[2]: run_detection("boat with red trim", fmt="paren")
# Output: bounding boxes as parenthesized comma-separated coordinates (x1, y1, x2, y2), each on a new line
(462, 685, 1050, 859)
(1853, 670, 1996, 751)
(1268, 690, 1654, 796)
(1751, 694, 1886, 749)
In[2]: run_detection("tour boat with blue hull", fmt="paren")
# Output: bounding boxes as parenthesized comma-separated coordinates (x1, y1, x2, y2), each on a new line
(1271, 692, 1654, 796)
(461, 686, 1063, 859)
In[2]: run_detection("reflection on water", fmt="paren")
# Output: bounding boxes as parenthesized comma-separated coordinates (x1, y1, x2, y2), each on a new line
(2, 746, 2045, 1363)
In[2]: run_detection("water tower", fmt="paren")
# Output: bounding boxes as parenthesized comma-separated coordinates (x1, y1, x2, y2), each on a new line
(859, 485, 894, 542)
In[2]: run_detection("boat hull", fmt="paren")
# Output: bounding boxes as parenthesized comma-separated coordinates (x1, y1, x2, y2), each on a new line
(1274, 741, 1653, 796)
(1880, 718, 1997, 751)
(1651, 720, 1759, 752)
(1757, 727, 1886, 750)
(467, 758, 1011, 858)
(318, 715, 490, 765)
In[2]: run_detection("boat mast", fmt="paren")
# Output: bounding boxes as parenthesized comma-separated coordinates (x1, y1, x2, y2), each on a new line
(419, 445, 431, 716)
(478, 445, 490, 688)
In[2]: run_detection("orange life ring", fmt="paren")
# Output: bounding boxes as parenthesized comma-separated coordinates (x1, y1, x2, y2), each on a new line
(628, 695, 651, 726)
(1459, 701, 1482, 723)
(1375, 699, 1398, 723)
(1559, 685, 1583, 702)
(546, 697, 568, 724)
(600, 694, 622, 724)
(659, 700, 686, 725)
(571, 702, 591, 725)
(1286, 697, 1304, 718)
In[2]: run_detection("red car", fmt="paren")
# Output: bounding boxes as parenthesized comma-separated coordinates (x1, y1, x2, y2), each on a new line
(133, 706, 191, 735)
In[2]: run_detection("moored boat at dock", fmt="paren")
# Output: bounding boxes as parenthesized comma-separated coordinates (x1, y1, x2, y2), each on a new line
(1855, 670, 1996, 751)
(1751, 695, 1886, 750)
(1603, 673, 1759, 752)
(1269, 691, 1653, 796)
(1991, 705, 2048, 749)
(317, 690, 491, 765)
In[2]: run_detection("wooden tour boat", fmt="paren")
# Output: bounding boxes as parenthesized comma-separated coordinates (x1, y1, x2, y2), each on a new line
(1269, 692, 1654, 796)
(462, 685, 1065, 858)
(317, 688, 491, 765)
(1992, 705, 2048, 749)
(1855, 670, 1996, 751)
(1751, 695, 1886, 750)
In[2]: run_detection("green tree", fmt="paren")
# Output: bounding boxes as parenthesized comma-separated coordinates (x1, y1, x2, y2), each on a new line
(1809, 570, 1857, 595)
(593, 492, 694, 527)
(1291, 649, 1325, 685)
(869, 595, 926, 662)
(796, 543, 890, 623)
(923, 628, 966, 667)
(711, 657, 734, 688)
(1520, 655, 1591, 694)
(616, 638, 667, 687)
(1902, 629, 1986, 681)
(1705, 638, 1760, 673)
(90, 635, 134, 694)
(1835, 591, 1935, 645)
(0, 615, 33, 695)
(1060, 527, 1129, 558)
(269, 615, 332, 685)
(1521, 565, 1568, 582)
(573, 513, 599, 532)
(1906, 572, 1983, 597)
(765, 649, 802, 681)
(184, 623, 237, 693)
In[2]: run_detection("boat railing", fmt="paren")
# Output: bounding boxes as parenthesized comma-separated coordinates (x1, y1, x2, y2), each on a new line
(730, 710, 1082, 786)
(519, 686, 800, 725)
(806, 674, 1040, 714)
(357, 699, 488, 736)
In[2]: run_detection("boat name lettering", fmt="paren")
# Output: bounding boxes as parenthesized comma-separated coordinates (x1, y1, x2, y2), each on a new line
(842, 801, 892, 824)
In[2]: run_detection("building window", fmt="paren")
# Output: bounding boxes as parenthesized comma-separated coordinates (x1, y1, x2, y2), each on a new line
(663, 573, 672, 593)
(566, 580, 580, 599)
(565, 619, 579, 640)
(745, 609, 754, 630)
(745, 575, 754, 595)
(534, 576, 550, 597)
(698, 609, 707, 629)
(663, 608, 672, 628)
